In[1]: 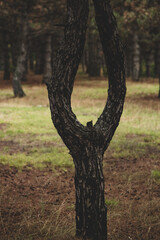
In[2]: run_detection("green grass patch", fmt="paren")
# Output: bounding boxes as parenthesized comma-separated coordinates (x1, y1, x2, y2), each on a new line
(0, 78, 159, 169)
(105, 199, 119, 208)
(0, 147, 73, 169)
(126, 81, 159, 97)
(151, 170, 160, 180)
(78, 87, 107, 100)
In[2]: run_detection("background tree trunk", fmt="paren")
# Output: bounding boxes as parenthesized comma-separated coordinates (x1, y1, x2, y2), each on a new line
(132, 32, 140, 81)
(145, 49, 153, 78)
(125, 46, 132, 78)
(3, 31, 10, 80)
(154, 42, 160, 78)
(11, 36, 19, 71)
(42, 34, 52, 84)
(35, 38, 44, 75)
(29, 51, 34, 72)
(12, 14, 29, 97)
(87, 30, 101, 77)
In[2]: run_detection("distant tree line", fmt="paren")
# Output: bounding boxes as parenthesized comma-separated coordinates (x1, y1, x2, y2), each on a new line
(0, 0, 159, 97)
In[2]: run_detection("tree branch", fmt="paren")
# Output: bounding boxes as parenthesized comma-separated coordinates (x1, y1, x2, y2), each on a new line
(93, 0, 126, 151)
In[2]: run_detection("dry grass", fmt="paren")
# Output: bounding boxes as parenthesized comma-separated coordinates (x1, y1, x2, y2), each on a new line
(0, 72, 160, 239)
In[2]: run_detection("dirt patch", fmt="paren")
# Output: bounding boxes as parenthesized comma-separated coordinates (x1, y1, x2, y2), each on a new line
(0, 155, 160, 240)
(0, 164, 75, 240)
(0, 123, 10, 130)
(0, 71, 43, 89)
(126, 94, 160, 111)
(0, 135, 64, 155)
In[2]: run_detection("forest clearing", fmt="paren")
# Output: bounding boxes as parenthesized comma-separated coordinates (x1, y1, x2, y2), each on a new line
(0, 73, 160, 240)
(0, 0, 160, 239)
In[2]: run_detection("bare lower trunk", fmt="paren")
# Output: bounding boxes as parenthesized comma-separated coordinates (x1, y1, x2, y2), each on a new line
(13, 14, 28, 97)
(75, 152, 107, 240)
(42, 34, 52, 84)
(132, 32, 140, 81)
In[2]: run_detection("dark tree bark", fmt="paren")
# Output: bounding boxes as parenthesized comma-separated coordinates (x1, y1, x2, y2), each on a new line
(12, 14, 28, 97)
(42, 34, 52, 84)
(3, 31, 10, 80)
(46, 0, 126, 239)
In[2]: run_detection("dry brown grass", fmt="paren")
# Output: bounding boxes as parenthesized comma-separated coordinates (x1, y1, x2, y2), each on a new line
(0, 72, 160, 240)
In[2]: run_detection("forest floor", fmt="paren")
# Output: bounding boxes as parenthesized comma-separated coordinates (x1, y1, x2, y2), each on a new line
(0, 72, 160, 240)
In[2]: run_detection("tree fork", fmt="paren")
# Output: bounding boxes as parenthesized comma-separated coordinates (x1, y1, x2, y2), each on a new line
(46, 0, 126, 239)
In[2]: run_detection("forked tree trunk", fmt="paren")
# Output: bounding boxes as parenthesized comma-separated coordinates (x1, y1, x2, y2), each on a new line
(42, 34, 52, 84)
(46, 0, 126, 239)
(12, 14, 28, 97)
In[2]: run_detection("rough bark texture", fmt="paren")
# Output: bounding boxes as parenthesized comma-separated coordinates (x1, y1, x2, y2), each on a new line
(132, 32, 140, 81)
(46, 0, 126, 239)
(42, 34, 52, 84)
(12, 14, 28, 97)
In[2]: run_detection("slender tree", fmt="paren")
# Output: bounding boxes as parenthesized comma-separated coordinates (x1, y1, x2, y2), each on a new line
(132, 31, 140, 81)
(46, 0, 126, 239)
(12, 13, 28, 97)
